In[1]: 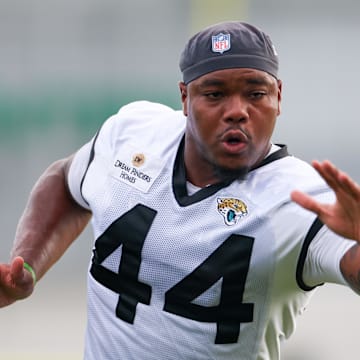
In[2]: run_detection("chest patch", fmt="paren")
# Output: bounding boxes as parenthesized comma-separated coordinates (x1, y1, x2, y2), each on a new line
(110, 144, 164, 193)
(217, 197, 248, 226)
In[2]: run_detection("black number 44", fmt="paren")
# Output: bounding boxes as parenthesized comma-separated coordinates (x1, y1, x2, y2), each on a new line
(90, 204, 254, 344)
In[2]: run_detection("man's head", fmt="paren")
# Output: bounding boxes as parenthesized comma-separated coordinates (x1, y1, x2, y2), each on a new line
(179, 21, 282, 187)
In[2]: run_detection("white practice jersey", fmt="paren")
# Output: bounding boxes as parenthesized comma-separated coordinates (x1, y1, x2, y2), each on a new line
(68, 101, 355, 360)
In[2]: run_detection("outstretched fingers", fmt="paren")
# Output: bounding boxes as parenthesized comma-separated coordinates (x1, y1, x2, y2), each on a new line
(337, 169, 360, 200)
(312, 160, 342, 191)
(292, 160, 360, 241)
(290, 190, 324, 216)
(313, 160, 360, 199)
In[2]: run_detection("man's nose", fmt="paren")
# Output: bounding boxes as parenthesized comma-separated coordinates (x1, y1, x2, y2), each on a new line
(223, 96, 249, 123)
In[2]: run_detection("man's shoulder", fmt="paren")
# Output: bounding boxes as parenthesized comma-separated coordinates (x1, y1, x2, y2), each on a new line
(246, 153, 330, 207)
(117, 100, 180, 120)
(259, 151, 323, 181)
(98, 100, 185, 142)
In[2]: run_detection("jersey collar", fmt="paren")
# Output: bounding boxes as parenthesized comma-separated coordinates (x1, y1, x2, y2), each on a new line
(172, 137, 289, 207)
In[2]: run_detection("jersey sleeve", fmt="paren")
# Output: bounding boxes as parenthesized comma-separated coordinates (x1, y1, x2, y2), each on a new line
(67, 101, 179, 211)
(303, 226, 356, 287)
(66, 105, 125, 209)
(67, 139, 94, 210)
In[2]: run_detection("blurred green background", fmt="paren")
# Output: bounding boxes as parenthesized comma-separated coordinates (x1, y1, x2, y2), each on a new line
(1, 0, 359, 359)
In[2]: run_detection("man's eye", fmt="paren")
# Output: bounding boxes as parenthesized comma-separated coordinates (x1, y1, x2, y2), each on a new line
(205, 92, 223, 99)
(250, 91, 266, 99)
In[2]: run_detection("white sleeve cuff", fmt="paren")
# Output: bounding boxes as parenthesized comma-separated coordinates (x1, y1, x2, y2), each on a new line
(67, 141, 94, 210)
(303, 226, 356, 287)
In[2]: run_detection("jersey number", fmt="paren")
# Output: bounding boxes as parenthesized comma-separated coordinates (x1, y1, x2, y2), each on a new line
(90, 204, 254, 344)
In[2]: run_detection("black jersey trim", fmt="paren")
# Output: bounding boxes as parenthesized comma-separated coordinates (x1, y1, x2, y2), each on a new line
(252, 144, 289, 170)
(172, 139, 289, 207)
(296, 217, 325, 291)
(79, 129, 101, 206)
(172, 138, 231, 206)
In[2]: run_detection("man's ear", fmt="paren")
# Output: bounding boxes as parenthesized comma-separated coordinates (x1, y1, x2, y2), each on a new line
(277, 79, 282, 116)
(179, 82, 188, 116)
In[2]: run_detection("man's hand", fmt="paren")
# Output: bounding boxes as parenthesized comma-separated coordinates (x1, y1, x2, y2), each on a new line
(291, 160, 360, 241)
(0, 256, 35, 307)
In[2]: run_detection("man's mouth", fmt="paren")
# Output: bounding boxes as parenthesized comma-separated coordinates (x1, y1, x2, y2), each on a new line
(220, 130, 249, 153)
(226, 137, 242, 144)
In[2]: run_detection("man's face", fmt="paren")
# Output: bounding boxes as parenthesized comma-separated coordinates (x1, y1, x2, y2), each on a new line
(180, 68, 282, 186)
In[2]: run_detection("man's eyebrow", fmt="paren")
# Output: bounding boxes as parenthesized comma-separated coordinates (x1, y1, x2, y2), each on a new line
(197, 79, 226, 88)
(196, 76, 274, 88)
(245, 77, 273, 86)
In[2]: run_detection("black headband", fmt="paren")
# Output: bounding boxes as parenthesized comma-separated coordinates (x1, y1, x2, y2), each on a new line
(179, 21, 279, 84)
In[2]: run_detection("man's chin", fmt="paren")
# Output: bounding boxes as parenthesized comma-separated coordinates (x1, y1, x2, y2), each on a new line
(213, 164, 250, 183)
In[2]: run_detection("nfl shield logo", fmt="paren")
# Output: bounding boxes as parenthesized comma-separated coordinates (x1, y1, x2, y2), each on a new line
(212, 33, 231, 54)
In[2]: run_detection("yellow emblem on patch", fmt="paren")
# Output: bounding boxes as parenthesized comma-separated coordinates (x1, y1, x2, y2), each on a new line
(132, 153, 145, 167)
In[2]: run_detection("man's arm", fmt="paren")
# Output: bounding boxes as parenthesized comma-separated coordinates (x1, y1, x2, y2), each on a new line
(291, 160, 360, 293)
(0, 155, 92, 307)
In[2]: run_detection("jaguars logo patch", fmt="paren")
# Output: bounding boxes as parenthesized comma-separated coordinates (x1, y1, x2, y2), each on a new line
(217, 197, 248, 226)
